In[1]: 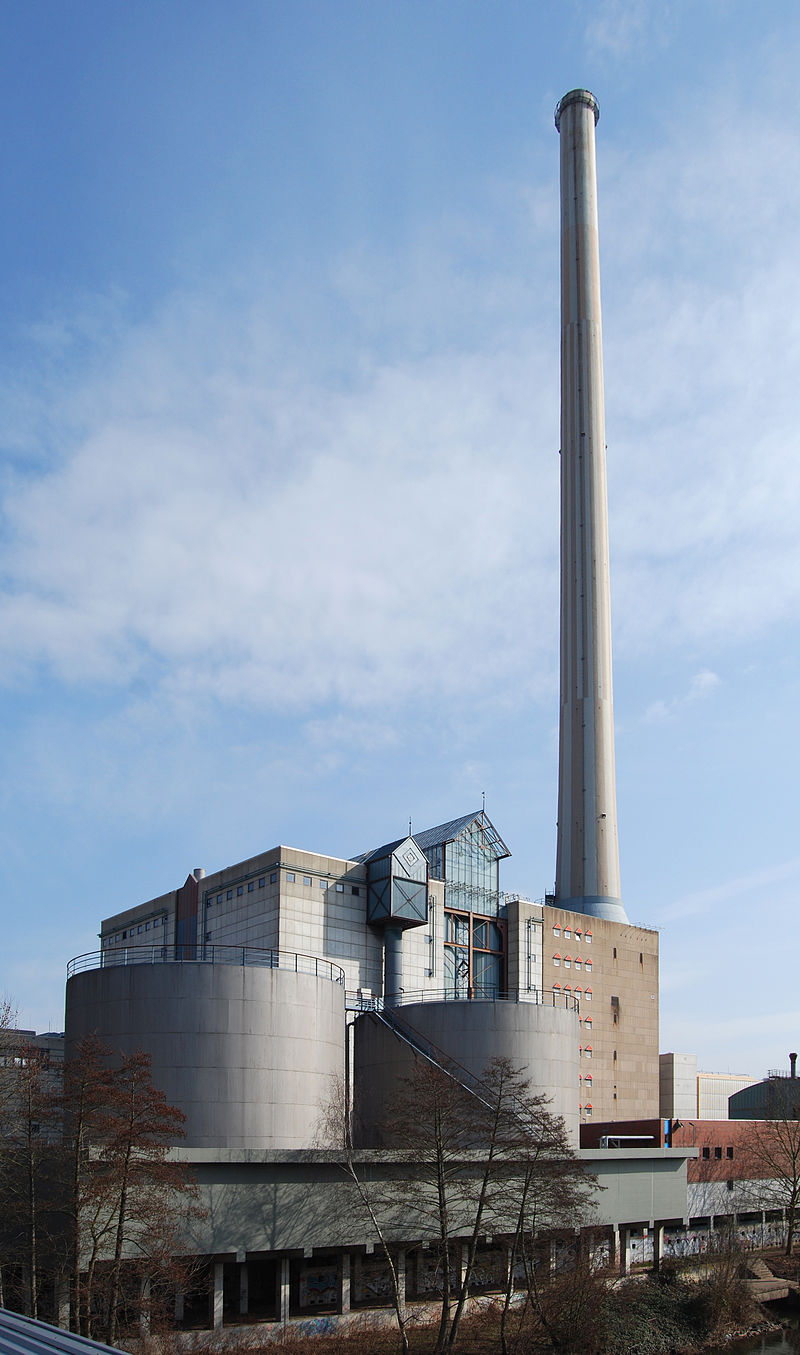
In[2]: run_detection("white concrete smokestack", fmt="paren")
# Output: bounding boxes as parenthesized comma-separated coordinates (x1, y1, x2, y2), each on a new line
(554, 89, 627, 924)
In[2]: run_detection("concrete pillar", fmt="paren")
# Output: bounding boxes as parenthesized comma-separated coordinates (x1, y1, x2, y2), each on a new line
(57, 1277, 70, 1330)
(384, 926, 403, 1004)
(139, 1278, 151, 1336)
(618, 1227, 631, 1277)
(341, 1252, 350, 1314)
(280, 1257, 290, 1326)
(213, 1262, 224, 1330)
(239, 1262, 249, 1316)
(651, 1224, 664, 1273)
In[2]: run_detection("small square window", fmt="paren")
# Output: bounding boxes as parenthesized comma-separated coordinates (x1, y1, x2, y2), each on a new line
(145, 921, 150, 931)
(564, 927, 571, 939)
(258, 878, 265, 888)
(553, 925, 561, 937)
(227, 890, 233, 900)
(248, 882, 254, 892)
(702, 1146, 710, 1160)
(270, 873, 277, 884)
(336, 883, 344, 892)
(217, 894, 223, 903)
(137, 925, 143, 933)
(351, 885, 360, 896)
(122, 930, 127, 939)
(286, 873, 295, 883)
(585, 931, 592, 943)
(714, 1146, 722, 1160)
(303, 876, 312, 887)
(726, 1146, 734, 1159)
(237, 886, 243, 897)
(320, 880, 329, 890)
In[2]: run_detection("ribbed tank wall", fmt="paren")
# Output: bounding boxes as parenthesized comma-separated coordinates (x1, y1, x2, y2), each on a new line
(65, 963, 345, 1149)
(353, 1000, 579, 1146)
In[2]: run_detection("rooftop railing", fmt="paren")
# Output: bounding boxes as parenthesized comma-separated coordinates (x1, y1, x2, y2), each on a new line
(67, 945, 346, 985)
(346, 987, 579, 1013)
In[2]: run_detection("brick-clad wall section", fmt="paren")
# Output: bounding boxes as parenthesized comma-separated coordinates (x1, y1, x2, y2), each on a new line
(543, 907, 659, 1124)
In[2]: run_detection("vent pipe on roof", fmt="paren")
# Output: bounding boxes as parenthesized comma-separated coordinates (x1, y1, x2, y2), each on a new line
(194, 868, 206, 880)
(790, 1052, 797, 1078)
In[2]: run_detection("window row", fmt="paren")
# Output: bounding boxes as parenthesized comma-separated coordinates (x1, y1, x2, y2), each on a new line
(104, 916, 165, 944)
(552, 954, 592, 970)
(553, 983, 592, 1000)
(553, 925, 591, 942)
(701, 1146, 735, 1160)
(207, 874, 362, 898)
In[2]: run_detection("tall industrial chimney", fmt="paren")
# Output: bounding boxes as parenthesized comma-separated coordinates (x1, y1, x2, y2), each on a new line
(554, 89, 627, 924)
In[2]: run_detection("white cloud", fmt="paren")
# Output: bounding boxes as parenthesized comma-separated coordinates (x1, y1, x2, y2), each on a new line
(662, 857, 800, 923)
(582, 0, 674, 61)
(0, 270, 560, 715)
(644, 668, 720, 723)
(4, 64, 800, 735)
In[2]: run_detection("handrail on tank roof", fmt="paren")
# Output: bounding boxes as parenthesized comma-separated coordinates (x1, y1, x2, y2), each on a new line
(346, 986, 579, 1013)
(67, 945, 346, 985)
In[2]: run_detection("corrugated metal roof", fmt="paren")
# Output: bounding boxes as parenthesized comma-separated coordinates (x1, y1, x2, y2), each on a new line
(0, 1309, 126, 1355)
(354, 835, 409, 865)
(355, 810, 510, 864)
(409, 812, 483, 850)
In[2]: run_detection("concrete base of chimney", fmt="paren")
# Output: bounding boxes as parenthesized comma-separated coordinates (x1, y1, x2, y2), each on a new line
(556, 893, 629, 923)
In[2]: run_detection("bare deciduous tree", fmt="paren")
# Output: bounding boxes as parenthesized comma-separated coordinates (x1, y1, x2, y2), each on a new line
(371, 1054, 597, 1355)
(743, 1083, 800, 1256)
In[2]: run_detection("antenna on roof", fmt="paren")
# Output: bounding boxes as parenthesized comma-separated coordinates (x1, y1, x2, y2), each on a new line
(409, 815, 412, 837)
(482, 790, 486, 815)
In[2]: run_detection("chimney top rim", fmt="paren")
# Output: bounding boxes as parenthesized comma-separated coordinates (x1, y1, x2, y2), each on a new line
(555, 89, 600, 132)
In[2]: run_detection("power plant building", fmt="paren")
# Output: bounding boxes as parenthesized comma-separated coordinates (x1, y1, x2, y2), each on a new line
(67, 807, 659, 1149)
(57, 90, 692, 1333)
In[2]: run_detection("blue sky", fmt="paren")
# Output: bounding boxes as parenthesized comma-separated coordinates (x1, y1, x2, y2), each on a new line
(2, 0, 800, 1077)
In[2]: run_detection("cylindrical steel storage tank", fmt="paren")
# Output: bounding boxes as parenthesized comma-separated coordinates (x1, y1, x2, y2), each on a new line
(66, 956, 345, 1149)
(353, 998, 579, 1146)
